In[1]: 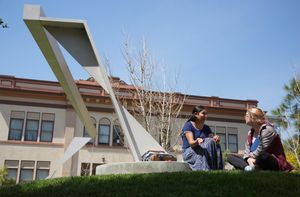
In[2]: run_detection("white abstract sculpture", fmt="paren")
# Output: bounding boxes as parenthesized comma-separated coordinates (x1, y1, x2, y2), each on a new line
(23, 4, 166, 166)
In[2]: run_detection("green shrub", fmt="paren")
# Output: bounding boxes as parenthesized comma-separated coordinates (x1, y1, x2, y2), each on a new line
(222, 149, 231, 164)
(1, 171, 300, 197)
(0, 167, 7, 186)
(0, 167, 15, 187)
(286, 150, 300, 171)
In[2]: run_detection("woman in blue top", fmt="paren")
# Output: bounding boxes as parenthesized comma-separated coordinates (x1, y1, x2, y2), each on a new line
(181, 105, 223, 170)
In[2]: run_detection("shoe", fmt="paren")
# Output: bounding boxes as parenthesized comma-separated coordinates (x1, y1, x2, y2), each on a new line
(244, 165, 253, 171)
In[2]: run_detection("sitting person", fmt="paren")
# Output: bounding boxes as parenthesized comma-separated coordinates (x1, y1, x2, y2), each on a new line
(227, 107, 293, 172)
(181, 105, 223, 170)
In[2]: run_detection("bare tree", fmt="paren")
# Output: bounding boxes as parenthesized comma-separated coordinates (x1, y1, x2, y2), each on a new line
(122, 37, 155, 133)
(0, 18, 8, 28)
(121, 36, 186, 150)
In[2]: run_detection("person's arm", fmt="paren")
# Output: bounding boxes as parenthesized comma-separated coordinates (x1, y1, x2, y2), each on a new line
(243, 142, 251, 159)
(243, 131, 252, 160)
(206, 125, 220, 142)
(213, 135, 220, 143)
(207, 133, 220, 142)
(243, 141, 256, 167)
(185, 132, 203, 147)
(250, 126, 277, 158)
(247, 158, 256, 167)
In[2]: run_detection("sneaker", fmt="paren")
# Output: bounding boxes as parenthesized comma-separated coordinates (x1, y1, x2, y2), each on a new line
(244, 165, 253, 171)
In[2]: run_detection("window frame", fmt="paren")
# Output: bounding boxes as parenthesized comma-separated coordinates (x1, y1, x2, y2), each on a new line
(24, 119, 39, 141)
(40, 120, 54, 142)
(80, 162, 91, 176)
(216, 132, 227, 151)
(19, 161, 35, 183)
(112, 123, 124, 146)
(228, 133, 238, 153)
(216, 126, 227, 151)
(98, 118, 111, 145)
(4, 160, 19, 182)
(35, 161, 50, 180)
(83, 117, 96, 145)
(8, 118, 24, 141)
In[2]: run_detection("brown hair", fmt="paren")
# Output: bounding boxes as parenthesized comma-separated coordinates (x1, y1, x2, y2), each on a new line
(247, 107, 266, 124)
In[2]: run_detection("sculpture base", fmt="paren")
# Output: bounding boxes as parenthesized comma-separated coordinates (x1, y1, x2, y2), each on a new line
(96, 161, 191, 175)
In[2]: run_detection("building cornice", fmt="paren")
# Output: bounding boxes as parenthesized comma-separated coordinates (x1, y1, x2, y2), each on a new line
(0, 75, 258, 115)
(0, 140, 64, 147)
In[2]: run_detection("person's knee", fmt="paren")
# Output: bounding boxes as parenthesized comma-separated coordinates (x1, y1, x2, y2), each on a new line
(256, 152, 279, 171)
(227, 154, 235, 162)
(205, 137, 216, 145)
(227, 153, 240, 164)
(192, 145, 204, 155)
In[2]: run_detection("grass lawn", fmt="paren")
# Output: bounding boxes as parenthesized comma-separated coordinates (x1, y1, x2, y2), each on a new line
(0, 171, 300, 197)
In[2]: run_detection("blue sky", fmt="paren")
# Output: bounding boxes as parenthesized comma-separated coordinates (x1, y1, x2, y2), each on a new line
(1, 0, 300, 114)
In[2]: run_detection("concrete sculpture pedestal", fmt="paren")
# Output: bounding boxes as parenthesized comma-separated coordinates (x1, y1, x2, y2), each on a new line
(96, 161, 191, 175)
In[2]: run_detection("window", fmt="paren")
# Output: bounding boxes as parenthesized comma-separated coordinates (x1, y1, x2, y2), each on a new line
(8, 119, 24, 140)
(40, 113, 55, 142)
(36, 169, 49, 180)
(81, 163, 103, 176)
(207, 126, 239, 152)
(40, 121, 54, 142)
(227, 127, 238, 153)
(36, 161, 50, 180)
(20, 169, 33, 182)
(7, 168, 18, 181)
(8, 111, 25, 140)
(113, 120, 124, 146)
(19, 161, 34, 183)
(218, 133, 226, 151)
(92, 163, 102, 175)
(209, 126, 215, 134)
(5, 160, 19, 181)
(216, 126, 226, 151)
(83, 117, 96, 144)
(98, 118, 111, 145)
(24, 112, 40, 141)
(4, 160, 50, 183)
(228, 134, 238, 153)
(8, 111, 55, 143)
(81, 163, 90, 176)
(24, 119, 39, 141)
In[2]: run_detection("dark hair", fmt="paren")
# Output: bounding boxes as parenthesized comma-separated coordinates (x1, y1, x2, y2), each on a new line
(187, 105, 205, 122)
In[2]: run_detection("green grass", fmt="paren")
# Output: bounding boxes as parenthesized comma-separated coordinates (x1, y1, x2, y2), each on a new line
(1, 171, 300, 197)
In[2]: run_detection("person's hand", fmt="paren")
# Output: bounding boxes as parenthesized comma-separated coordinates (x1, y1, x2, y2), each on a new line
(247, 157, 256, 167)
(197, 138, 204, 144)
(213, 135, 220, 143)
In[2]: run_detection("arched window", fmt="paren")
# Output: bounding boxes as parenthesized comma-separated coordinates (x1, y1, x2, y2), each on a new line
(83, 117, 96, 144)
(113, 119, 124, 146)
(98, 118, 111, 145)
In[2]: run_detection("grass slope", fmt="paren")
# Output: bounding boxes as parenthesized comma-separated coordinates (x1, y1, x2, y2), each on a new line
(0, 171, 300, 197)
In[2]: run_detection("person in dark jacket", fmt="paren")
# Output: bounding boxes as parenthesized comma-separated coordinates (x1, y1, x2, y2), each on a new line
(227, 107, 293, 172)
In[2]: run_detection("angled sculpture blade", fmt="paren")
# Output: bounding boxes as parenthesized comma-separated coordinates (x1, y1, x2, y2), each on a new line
(23, 5, 97, 138)
(23, 4, 166, 162)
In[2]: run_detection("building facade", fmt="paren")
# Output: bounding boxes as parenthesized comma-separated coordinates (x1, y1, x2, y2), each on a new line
(0, 75, 257, 183)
